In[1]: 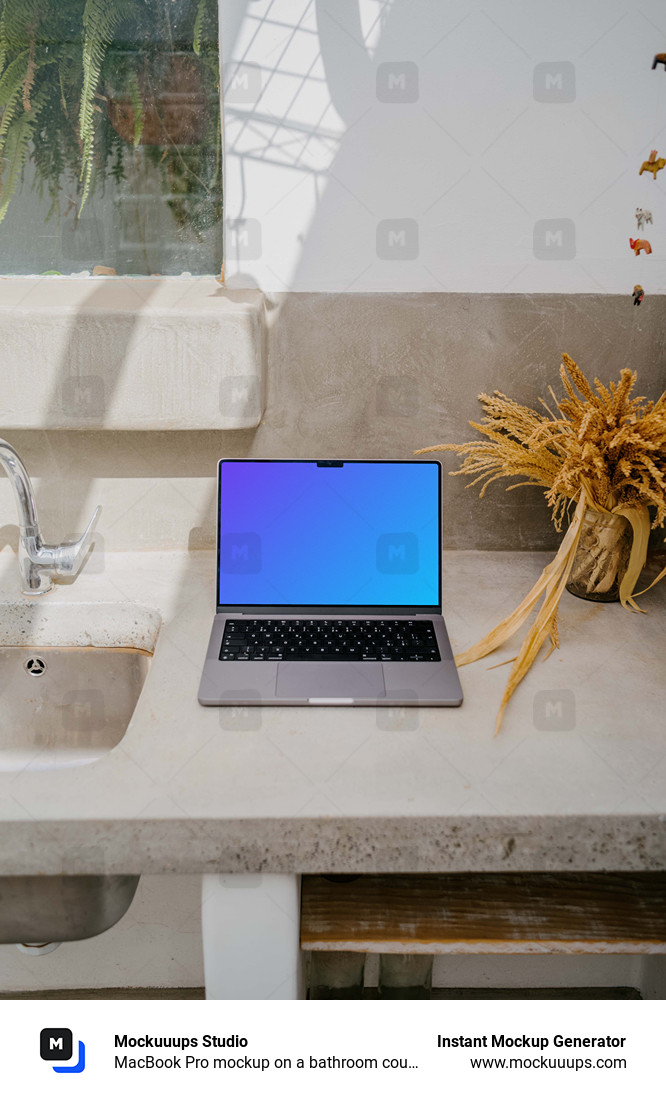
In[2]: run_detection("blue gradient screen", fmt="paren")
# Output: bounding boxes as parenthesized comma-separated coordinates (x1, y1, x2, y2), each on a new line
(217, 460, 440, 607)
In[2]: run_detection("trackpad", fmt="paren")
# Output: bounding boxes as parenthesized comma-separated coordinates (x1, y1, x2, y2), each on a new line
(276, 662, 386, 700)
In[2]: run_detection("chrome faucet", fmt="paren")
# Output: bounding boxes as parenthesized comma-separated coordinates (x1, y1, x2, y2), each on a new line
(0, 438, 100, 595)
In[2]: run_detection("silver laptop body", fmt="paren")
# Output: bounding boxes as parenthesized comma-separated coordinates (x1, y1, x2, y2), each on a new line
(198, 459, 463, 707)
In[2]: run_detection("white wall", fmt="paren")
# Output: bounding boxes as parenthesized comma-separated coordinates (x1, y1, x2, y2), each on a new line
(220, 0, 666, 293)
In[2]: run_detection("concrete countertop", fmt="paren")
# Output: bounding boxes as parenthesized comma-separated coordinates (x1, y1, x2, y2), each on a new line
(0, 547, 664, 875)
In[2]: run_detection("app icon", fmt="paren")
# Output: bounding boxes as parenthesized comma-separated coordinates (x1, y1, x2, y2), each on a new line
(40, 1028, 86, 1074)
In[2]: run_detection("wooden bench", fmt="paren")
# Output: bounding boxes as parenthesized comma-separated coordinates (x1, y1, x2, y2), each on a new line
(300, 873, 666, 954)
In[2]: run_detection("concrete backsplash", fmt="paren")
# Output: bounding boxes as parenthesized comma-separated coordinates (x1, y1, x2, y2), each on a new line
(1, 293, 665, 555)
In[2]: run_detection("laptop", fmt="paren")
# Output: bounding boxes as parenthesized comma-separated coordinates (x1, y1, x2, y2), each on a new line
(198, 459, 463, 707)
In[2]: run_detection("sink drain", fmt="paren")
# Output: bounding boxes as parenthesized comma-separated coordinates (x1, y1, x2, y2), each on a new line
(24, 656, 47, 677)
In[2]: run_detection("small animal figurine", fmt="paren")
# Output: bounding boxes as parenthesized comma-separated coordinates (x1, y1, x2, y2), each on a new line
(639, 150, 666, 178)
(652, 53, 666, 70)
(630, 237, 652, 255)
(632, 284, 644, 306)
(636, 207, 653, 231)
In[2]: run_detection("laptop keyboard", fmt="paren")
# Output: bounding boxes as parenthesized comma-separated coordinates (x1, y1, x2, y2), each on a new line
(219, 619, 441, 662)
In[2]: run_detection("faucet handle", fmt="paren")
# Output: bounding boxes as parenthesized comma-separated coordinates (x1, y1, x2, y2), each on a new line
(54, 506, 102, 577)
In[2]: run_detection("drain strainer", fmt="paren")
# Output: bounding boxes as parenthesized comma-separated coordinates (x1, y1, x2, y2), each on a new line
(24, 656, 47, 677)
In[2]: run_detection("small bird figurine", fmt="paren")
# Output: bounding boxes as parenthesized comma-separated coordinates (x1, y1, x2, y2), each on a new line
(632, 284, 644, 306)
(630, 237, 652, 255)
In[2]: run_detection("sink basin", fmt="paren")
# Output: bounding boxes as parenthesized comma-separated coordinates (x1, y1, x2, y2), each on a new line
(0, 601, 160, 943)
(0, 874, 140, 944)
(0, 645, 150, 771)
(0, 600, 159, 772)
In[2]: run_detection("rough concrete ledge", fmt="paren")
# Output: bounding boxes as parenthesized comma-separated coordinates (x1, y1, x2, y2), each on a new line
(0, 816, 665, 876)
(0, 278, 264, 430)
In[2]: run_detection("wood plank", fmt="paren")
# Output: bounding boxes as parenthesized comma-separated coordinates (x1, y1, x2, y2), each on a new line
(300, 873, 666, 954)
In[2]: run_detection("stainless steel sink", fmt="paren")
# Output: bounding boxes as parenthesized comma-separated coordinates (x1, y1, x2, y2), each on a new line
(0, 603, 159, 943)
(0, 875, 140, 944)
(0, 645, 151, 771)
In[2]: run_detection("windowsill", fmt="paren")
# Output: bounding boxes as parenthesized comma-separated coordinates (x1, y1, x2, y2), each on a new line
(0, 276, 264, 430)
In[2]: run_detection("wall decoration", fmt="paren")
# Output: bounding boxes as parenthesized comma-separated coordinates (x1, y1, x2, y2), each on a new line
(635, 208, 652, 231)
(630, 237, 652, 254)
(639, 150, 666, 178)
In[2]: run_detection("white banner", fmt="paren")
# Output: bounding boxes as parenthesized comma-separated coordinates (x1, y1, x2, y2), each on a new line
(0, 997, 660, 1099)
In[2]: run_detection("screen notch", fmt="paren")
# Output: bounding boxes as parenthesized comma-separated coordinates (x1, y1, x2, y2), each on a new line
(316, 460, 344, 467)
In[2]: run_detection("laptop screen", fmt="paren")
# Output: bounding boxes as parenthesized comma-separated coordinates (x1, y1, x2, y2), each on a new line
(217, 460, 441, 608)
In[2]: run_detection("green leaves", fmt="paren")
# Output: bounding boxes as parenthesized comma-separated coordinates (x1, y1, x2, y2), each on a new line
(0, 2, 77, 222)
(193, 0, 216, 57)
(125, 66, 143, 146)
(0, 86, 45, 222)
(193, 0, 205, 57)
(0, 0, 222, 249)
(0, 49, 29, 115)
(0, 49, 31, 222)
(79, 0, 129, 207)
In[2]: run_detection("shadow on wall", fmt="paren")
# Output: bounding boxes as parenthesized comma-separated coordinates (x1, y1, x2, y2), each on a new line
(221, 0, 666, 293)
(0, 280, 161, 555)
(224, 0, 418, 290)
(3, 2, 666, 560)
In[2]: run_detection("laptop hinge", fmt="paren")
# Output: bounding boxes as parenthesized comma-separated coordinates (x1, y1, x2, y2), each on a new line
(218, 608, 441, 617)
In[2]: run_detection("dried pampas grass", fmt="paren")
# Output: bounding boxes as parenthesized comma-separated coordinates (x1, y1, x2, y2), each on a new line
(416, 353, 666, 733)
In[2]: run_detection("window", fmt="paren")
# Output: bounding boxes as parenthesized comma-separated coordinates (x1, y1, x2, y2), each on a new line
(0, 0, 222, 276)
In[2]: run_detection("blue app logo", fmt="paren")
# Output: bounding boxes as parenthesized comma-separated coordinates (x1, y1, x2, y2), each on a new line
(40, 1029, 86, 1073)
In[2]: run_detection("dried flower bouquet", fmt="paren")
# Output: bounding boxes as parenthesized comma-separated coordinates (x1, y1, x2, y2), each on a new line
(416, 354, 666, 733)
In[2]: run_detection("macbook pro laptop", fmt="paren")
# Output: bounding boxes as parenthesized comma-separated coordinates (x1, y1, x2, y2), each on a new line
(198, 459, 463, 707)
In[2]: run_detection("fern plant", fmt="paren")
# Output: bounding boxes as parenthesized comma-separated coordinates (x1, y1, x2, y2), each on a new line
(0, 0, 220, 240)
